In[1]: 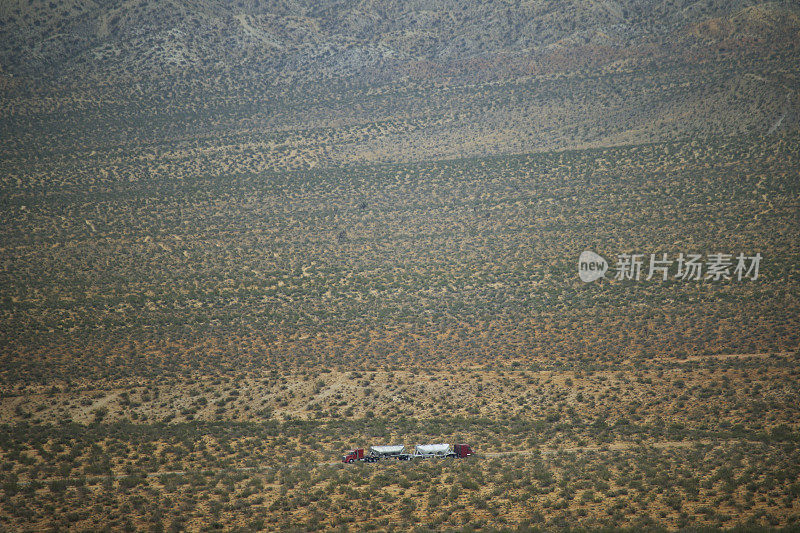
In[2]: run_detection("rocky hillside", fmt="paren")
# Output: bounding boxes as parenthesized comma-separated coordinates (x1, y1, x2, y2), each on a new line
(1, 0, 797, 81)
(0, 0, 798, 162)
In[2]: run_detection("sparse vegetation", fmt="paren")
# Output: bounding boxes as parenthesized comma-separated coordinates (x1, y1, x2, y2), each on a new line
(1, 0, 799, 530)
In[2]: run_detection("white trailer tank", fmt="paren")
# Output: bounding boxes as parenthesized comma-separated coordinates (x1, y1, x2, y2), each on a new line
(369, 445, 405, 456)
(414, 443, 451, 456)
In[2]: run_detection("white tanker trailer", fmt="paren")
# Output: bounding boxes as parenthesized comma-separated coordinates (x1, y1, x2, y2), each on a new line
(413, 443, 452, 457)
(342, 443, 473, 463)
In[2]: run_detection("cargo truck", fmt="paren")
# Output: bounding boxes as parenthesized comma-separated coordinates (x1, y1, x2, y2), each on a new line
(342, 443, 473, 463)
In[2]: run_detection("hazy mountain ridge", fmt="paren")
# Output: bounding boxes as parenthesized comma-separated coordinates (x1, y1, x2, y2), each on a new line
(0, 0, 798, 174)
(1, 0, 798, 82)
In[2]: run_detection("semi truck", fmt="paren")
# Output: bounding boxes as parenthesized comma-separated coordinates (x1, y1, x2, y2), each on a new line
(342, 443, 473, 463)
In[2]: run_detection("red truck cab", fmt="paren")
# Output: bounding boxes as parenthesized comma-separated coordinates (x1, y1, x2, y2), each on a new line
(342, 448, 365, 463)
(453, 444, 473, 458)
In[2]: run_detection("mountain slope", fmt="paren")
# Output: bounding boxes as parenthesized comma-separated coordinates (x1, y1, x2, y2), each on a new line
(1, 0, 798, 81)
(0, 1, 798, 166)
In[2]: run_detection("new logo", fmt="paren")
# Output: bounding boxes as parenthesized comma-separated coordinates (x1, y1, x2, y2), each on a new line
(578, 251, 608, 283)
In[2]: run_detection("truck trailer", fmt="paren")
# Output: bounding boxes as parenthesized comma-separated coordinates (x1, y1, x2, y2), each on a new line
(341, 445, 410, 463)
(414, 443, 453, 457)
(342, 443, 473, 463)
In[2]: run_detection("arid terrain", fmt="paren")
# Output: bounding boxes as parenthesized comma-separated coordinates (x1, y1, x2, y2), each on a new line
(1, 352, 800, 530)
(1, 0, 799, 531)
